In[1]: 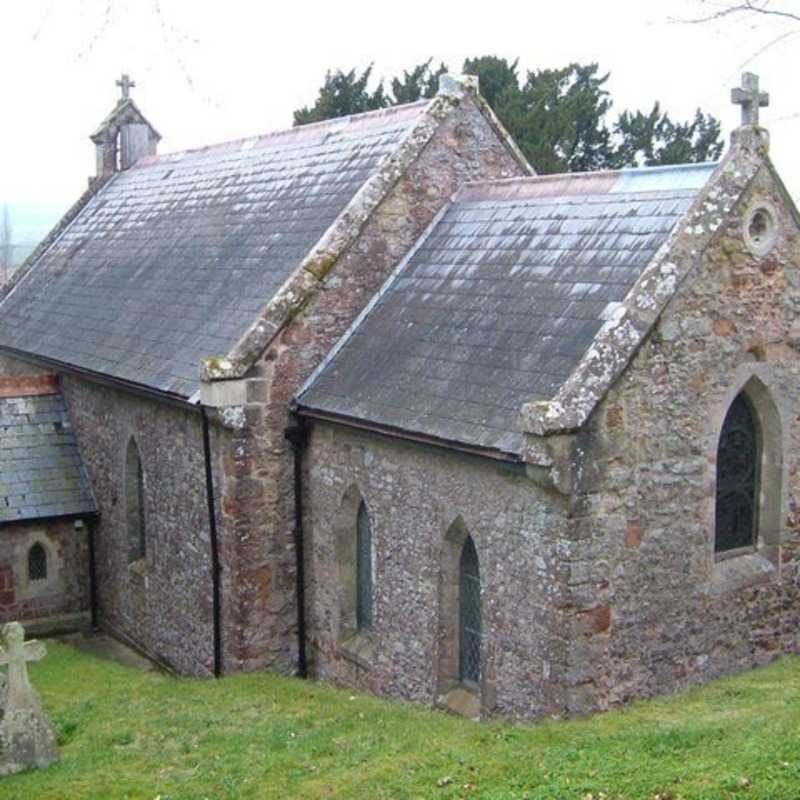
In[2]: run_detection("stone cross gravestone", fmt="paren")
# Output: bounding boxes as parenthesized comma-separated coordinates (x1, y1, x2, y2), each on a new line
(0, 622, 59, 775)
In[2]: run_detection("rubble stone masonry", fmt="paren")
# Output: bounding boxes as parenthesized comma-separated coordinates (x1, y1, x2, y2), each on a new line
(301, 163, 800, 721)
(213, 92, 526, 674)
(566, 164, 800, 713)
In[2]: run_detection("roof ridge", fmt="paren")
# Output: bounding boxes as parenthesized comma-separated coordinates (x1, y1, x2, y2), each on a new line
(457, 160, 720, 194)
(135, 99, 431, 167)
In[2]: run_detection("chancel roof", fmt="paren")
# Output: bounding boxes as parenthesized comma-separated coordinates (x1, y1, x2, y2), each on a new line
(0, 378, 96, 523)
(297, 162, 719, 455)
(0, 101, 428, 398)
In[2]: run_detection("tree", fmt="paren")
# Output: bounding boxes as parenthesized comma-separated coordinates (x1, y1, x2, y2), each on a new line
(502, 63, 615, 173)
(294, 57, 724, 174)
(614, 105, 723, 167)
(461, 56, 519, 109)
(0, 205, 12, 284)
(390, 59, 448, 104)
(293, 66, 388, 125)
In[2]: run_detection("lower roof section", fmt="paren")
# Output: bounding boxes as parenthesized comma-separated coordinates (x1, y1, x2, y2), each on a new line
(0, 376, 97, 524)
(297, 162, 718, 454)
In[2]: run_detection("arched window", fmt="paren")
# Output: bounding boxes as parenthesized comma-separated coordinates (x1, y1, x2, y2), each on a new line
(715, 392, 760, 553)
(356, 500, 373, 631)
(458, 535, 481, 685)
(126, 438, 146, 562)
(28, 543, 47, 581)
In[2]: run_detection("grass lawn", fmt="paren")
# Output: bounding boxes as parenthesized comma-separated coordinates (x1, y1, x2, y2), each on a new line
(2, 644, 799, 799)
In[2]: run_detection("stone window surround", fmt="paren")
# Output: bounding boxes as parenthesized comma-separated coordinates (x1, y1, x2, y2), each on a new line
(332, 486, 486, 718)
(334, 484, 376, 669)
(743, 199, 780, 258)
(436, 516, 483, 718)
(705, 367, 786, 594)
(14, 530, 65, 602)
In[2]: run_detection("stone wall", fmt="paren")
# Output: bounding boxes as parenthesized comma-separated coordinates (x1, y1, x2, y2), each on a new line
(565, 163, 800, 712)
(214, 92, 527, 674)
(59, 376, 218, 676)
(0, 518, 90, 625)
(302, 423, 571, 721)
(0, 353, 220, 674)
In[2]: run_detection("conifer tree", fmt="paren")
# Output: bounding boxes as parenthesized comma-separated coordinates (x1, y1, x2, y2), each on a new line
(294, 56, 724, 173)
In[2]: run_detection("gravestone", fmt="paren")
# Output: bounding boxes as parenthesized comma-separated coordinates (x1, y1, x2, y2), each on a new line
(0, 622, 59, 775)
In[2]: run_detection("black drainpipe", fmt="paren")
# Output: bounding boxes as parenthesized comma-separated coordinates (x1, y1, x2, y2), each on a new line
(201, 407, 223, 678)
(85, 518, 99, 630)
(285, 415, 308, 679)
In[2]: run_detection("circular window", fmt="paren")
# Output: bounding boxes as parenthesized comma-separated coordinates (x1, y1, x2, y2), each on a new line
(744, 203, 778, 257)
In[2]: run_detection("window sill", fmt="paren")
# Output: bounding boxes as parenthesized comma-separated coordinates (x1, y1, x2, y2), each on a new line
(339, 632, 373, 670)
(19, 577, 57, 602)
(128, 558, 148, 581)
(708, 549, 777, 595)
(437, 683, 481, 719)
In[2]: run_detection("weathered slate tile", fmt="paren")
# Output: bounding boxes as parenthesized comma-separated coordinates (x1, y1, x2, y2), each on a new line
(299, 164, 718, 454)
(0, 395, 96, 522)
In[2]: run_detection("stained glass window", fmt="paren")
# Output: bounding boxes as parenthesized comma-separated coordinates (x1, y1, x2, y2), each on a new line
(356, 501, 372, 631)
(459, 535, 481, 685)
(28, 543, 47, 581)
(715, 393, 759, 553)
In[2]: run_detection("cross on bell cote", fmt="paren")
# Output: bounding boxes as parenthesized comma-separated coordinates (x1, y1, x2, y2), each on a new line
(731, 72, 769, 127)
(116, 73, 136, 100)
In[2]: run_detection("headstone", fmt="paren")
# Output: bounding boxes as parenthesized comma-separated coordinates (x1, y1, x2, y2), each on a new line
(0, 622, 58, 775)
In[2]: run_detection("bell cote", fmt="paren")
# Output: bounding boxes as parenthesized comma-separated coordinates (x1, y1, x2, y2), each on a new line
(90, 74, 161, 181)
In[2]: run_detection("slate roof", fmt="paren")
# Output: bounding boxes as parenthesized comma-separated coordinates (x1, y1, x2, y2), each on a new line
(0, 393, 96, 523)
(0, 101, 429, 398)
(297, 162, 719, 455)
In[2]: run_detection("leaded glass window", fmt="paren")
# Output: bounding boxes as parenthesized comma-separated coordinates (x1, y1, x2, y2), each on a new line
(459, 535, 481, 685)
(28, 543, 47, 581)
(715, 393, 760, 553)
(356, 501, 372, 631)
(126, 439, 146, 563)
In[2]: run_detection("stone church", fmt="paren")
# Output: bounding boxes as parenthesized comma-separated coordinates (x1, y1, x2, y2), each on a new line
(0, 71, 797, 721)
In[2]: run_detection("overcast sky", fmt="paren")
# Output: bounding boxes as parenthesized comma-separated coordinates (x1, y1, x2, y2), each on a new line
(2, 0, 799, 235)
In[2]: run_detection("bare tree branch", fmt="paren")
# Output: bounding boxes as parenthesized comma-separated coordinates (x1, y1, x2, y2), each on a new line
(682, 1, 800, 25)
(76, 0, 115, 60)
(738, 28, 800, 67)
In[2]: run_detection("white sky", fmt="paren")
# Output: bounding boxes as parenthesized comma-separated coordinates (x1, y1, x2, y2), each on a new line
(2, 0, 799, 225)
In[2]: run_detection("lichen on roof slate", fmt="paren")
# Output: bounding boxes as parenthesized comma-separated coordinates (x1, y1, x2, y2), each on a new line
(297, 163, 719, 455)
(0, 101, 428, 398)
(0, 394, 96, 523)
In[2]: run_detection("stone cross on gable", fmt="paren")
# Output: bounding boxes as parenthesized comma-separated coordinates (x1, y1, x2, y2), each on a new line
(116, 73, 136, 100)
(731, 72, 769, 126)
(0, 621, 46, 710)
